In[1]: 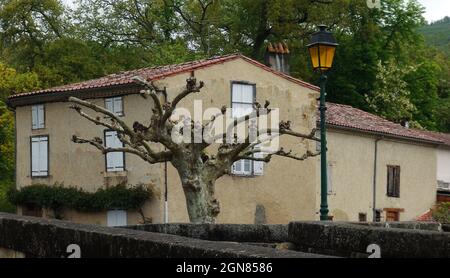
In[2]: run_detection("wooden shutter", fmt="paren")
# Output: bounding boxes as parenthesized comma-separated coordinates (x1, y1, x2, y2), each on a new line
(31, 136, 48, 177)
(105, 131, 124, 172)
(114, 97, 123, 115)
(394, 166, 400, 197)
(32, 105, 38, 129)
(105, 98, 114, 113)
(387, 166, 400, 198)
(37, 105, 45, 128)
(32, 105, 45, 129)
(253, 151, 264, 176)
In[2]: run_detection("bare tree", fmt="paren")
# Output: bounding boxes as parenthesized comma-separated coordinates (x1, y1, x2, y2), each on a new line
(68, 75, 319, 223)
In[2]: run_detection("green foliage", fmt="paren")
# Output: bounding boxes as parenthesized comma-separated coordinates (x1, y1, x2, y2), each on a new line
(366, 60, 417, 123)
(7, 184, 153, 213)
(432, 202, 450, 224)
(419, 16, 450, 54)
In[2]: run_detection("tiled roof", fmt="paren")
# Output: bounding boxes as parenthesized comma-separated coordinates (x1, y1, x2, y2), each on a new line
(8, 53, 318, 100)
(324, 103, 442, 144)
(415, 130, 450, 147)
(416, 210, 434, 222)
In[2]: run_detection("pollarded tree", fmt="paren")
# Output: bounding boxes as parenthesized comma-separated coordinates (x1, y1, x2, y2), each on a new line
(68, 75, 319, 223)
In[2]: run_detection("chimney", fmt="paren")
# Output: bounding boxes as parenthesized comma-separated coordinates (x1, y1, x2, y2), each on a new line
(400, 119, 410, 129)
(264, 42, 290, 75)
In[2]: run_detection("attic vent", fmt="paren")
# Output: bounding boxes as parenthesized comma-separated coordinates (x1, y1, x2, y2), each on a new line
(265, 42, 290, 75)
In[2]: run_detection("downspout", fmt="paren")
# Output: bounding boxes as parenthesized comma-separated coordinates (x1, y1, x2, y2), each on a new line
(373, 137, 382, 222)
(161, 88, 169, 224)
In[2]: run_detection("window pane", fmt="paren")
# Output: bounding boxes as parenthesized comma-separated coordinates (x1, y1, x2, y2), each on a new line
(232, 103, 253, 118)
(232, 84, 243, 103)
(232, 84, 254, 104)
(243, 159, 251, 173)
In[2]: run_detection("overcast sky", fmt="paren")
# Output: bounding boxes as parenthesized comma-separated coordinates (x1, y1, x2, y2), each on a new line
(417, 0, 449, 22)
(62, 0, 449, 23)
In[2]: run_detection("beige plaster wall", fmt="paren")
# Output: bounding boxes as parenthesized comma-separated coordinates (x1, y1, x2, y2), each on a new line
(321, 129, 437, 222)
(15, 58, 319, 225)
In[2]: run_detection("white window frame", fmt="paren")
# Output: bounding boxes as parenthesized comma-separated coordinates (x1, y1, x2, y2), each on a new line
(231, 82, 264, 176)
(105, 97, 124, 116)
(104, 130, 125, 172)
(31, 136, 49, 177)
(107, 210, 127, 227)
(31, 104, 45, 130)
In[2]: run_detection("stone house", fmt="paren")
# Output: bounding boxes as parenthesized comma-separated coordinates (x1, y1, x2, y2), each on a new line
(6, 54, 441, 225)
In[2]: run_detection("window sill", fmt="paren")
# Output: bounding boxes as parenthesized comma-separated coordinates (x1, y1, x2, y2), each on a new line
(229, 173, 262, 178)
(104, 171, 128, 178)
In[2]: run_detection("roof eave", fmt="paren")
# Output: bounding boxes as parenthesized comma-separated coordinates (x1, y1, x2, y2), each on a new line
(327, 124, 443, 146)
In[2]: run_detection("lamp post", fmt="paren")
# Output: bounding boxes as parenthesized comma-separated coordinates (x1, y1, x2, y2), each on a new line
(307, 25, 338, 221)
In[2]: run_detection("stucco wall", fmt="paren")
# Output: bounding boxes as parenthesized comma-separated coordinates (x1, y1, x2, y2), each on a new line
(15, 58, 319, 225)
(437, 148, 450, 183)
(321, 129, 437, 222)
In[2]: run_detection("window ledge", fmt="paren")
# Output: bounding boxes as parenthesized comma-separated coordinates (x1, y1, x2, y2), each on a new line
(104, 171, 128, 178)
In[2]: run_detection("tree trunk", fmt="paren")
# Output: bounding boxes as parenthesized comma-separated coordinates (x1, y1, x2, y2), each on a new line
(172, 155, 221, 224)
(180, 177, 220, 223)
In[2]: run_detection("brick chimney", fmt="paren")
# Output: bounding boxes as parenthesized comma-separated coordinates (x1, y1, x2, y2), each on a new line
(264, 42, 290, 75)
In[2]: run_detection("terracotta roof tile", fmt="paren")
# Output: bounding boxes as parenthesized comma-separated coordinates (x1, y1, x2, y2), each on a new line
(416, 210, 434, 222)
(323, 103, 442, 144)
(8, 53, 318, 101)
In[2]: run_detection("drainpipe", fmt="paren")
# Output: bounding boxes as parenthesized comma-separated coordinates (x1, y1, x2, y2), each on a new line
(161, 87, 169, 224)
(373, 137, 383, 222)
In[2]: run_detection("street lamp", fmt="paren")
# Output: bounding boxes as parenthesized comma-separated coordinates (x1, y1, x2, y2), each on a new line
(307, 25, 338, 221)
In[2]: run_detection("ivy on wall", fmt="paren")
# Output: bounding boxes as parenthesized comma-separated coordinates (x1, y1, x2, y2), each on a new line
(7, 184, 153, 215)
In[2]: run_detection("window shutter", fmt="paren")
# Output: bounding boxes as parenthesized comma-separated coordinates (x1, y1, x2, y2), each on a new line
(31, 138, 39, 175)
(105, 98, 113, 112)
(253, 145, 264, 176)
(31, 136, 48, 177)
(37, 105, 45, 128)
(114, 97, 123, 115)
(40, 137, 48, 174)
(105, 131, 124, 172)
(387, 166, 393, 196)
(32, 106, 38, 129)
(394, 166, 401, 197)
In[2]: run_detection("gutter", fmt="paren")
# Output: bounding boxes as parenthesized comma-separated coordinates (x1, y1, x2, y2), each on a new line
(372, 137, 383, 222)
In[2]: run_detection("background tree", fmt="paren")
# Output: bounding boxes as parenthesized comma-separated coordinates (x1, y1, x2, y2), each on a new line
(68, 76, 319, 223)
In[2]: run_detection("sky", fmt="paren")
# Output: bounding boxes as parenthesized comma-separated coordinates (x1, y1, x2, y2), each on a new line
(62, 0, 449, 23)
(417, 0, 450, 22)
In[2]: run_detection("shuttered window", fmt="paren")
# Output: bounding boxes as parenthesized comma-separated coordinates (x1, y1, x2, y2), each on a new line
(31, 104, 45, 129)
(231, 83, 263, 176)
(107, 210, 127, 227)
(31, 136, 48, 177)
(105, 97, 124, 116)
(105, 131, 125, 172)
(387, 165, 400, 198)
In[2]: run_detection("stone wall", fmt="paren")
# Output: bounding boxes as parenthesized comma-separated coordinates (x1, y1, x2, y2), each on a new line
(289, 222, 450, 258)
(0, 213, 326, 258)
(124, 224, 288, 243)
